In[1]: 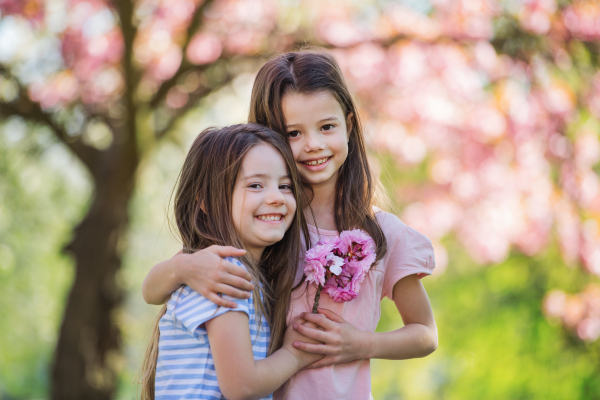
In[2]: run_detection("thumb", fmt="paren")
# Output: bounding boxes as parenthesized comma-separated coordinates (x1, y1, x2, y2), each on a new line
(205, 245, 246, 257)
(317, 308, 346, 323)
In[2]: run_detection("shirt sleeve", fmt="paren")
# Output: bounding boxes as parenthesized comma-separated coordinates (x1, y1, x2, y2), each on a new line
(171, 257, 251, 338)
(379, 212, 436, 300)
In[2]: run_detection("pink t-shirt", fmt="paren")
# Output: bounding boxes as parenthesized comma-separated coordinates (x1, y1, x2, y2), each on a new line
(275, 210, 435, 400)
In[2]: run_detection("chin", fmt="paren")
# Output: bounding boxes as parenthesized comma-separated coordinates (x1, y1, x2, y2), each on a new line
(303, 175, 334, 186)
(258, 234, 285, 247)
(267, 236, 286, 245)
(300, 169, 338, 186)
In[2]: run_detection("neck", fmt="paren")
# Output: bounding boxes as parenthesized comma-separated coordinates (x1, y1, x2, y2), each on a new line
(304, 174, 338, 231)
(246, 247, 264, 263)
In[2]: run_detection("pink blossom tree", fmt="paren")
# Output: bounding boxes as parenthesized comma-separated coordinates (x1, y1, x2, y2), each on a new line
(314, 0, 600, 344)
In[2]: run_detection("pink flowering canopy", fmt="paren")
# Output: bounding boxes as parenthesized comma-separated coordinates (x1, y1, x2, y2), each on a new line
(311, 0, 600, 342)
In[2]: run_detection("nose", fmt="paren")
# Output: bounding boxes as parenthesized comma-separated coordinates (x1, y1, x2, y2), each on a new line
(304, 131, 325, 153)
(265, 186, 286, 206)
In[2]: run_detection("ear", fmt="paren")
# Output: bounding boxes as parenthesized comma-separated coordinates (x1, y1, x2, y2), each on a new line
(346, 112, 354, 141)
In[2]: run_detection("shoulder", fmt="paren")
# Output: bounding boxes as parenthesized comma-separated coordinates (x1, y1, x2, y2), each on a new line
(374, 209, 432, 250)
(374, 210, 436, 296)
(169, 259, 249, 311)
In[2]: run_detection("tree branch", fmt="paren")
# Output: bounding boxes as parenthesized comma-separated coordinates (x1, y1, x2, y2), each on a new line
(0, 65, 99, 169)
(149, 0, 217, 108)
(112, 0, 141, 160)
(155, 72, 235, 141)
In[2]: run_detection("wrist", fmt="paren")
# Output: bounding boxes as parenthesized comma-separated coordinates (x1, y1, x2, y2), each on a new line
(172, 253, 189, 286)
(361, 330, 375, 360)
(279, 347, 304, 370)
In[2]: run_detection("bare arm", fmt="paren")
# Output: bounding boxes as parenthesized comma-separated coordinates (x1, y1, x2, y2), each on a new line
(142, 245, 254, 307)
(365, 274, 437, 360)
(292, 274, 437, 368)
(206, 313, 323, 400)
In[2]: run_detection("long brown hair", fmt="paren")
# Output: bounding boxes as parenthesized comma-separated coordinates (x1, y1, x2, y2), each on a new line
(249, 48, 387, 264)
(139, 123, 309, 399)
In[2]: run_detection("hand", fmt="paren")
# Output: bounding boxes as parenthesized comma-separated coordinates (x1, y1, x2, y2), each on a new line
(178, 245, 254, 308)
(292, 308, 369, 369)
(283, 318, 324, 368)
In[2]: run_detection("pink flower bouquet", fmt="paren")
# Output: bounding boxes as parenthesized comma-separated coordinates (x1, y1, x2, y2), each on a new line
(304, 229, 377, 313)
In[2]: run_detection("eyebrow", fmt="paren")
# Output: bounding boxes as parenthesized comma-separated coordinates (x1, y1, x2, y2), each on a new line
(243, 173, 290, 180)
(286, 116, 339, 128)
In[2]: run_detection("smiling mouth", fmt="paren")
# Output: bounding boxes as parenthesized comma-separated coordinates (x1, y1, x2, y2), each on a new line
(256, 214, 283, 222)
(301, 156, 331, 166)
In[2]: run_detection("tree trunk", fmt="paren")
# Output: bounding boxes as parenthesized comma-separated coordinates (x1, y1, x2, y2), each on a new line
(51, 137, 139, 400)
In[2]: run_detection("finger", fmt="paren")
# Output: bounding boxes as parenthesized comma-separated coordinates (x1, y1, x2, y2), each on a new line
(316, 308, 347, 323)
(223, 260, 253, 284)
(300, 312, 335, 329)
(300, 321, 321, 330)
(215, 283, 251, 300)
(290, 317, 306, 326)
(221, 273, 254, 292)
(207, 245, 246, 257)
(205, 293, 238, 309)
(304, 357, 336, 370)
(292, 341, 334, 355)
(293, 323, 330, 342)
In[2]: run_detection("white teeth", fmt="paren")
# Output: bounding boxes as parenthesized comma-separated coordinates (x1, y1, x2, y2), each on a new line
(304, 157, 329, 166)
(258, 215, 282, 221)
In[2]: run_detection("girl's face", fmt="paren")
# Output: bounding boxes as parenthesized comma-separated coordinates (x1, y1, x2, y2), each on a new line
(282, 91, 352, 189)
(231, 143, 297, 261)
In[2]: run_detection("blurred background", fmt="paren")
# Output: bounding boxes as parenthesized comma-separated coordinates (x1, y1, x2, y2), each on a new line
(0, 0, 599, 399)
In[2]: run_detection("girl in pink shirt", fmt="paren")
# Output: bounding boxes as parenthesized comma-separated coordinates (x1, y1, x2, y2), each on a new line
(143, 49, 437, 399)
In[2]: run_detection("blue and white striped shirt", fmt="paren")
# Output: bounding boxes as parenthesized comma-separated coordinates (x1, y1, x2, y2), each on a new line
(155, 257, 272, 400)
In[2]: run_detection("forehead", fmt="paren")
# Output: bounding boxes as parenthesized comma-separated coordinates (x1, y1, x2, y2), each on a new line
(240, 143, 288, 177)
(281, 91, 344, 123)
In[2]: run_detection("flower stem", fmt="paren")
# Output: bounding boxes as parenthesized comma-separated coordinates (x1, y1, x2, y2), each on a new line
(312, 284, 323, 314)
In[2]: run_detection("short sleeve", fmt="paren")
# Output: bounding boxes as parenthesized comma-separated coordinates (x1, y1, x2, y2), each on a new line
(379, 212, 436, 300)
(171, 257, 251, 337)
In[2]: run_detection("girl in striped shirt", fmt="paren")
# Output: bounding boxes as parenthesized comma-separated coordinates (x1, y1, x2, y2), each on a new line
(140, 124, 321, 400)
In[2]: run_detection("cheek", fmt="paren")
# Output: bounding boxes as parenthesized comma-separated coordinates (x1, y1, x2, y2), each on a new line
(286, 195, 297, 215)
(332, 133, 349, 158)
(231, 190, 246, 229)
(289, 141, 303, 161)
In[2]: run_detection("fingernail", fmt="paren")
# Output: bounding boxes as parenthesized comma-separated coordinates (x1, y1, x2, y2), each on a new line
(293, 342, 299, 347)
(293, 324, 298, 329)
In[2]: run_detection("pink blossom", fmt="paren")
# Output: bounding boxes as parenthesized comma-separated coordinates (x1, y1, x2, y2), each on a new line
(338, 229, 377, 266)
(304, 239, 339, 286)
(347, 259, 370, 281)
(324, 285, 358, 303)
(326, 253, 344, 275)
(304, 259, 326, 286)
(305, 240, 336, 265)
(304, 229, 377, 306)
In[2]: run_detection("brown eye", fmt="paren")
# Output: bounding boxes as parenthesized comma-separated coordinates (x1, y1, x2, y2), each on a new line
(322, 124, 334, 131)
(288, 130, 301, 138)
